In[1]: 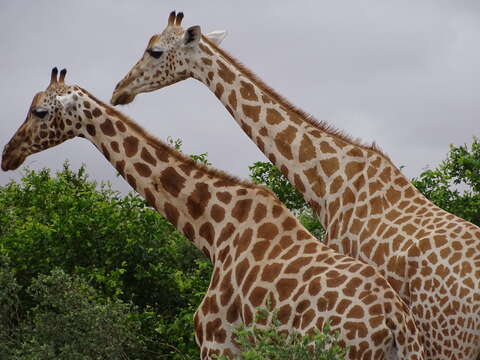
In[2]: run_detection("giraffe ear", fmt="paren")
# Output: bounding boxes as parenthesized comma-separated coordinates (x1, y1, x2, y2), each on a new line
(56, 93, 76, 111)
(205, 30, 227, 46)
(183, 25, 202, 47)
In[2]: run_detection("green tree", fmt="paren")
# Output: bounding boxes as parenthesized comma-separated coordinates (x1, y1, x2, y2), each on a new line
(0, 254, 21, 359)
(249, 161, 324, 239)
(216, 306, 346, 360)
(412, 137, 480, 225)
(0, 164, 209, 359)
(15, 268, 143, 360)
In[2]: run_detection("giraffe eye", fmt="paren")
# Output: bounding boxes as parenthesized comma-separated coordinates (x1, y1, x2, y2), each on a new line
(32, 109, 48, 119)
(146, 49, 163, 59)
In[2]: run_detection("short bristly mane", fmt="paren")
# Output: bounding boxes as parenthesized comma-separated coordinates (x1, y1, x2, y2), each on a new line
(201, 36, 391, 161)
(78, 87, 272, 193)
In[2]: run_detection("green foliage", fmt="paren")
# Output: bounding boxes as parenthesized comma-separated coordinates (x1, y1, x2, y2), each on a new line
(15, 268, 142, 360)
(249, 161, 325, 239)
(249, 162, 306, 210)
(412, 138, 480, 225)
(0, 254, 21, 359)
(0, 163, 210, 359)
(154, 259, 212, 359)
(167, 136, 211, 166)
(2, 137, 478, 359)
(216, 307, 346, 360)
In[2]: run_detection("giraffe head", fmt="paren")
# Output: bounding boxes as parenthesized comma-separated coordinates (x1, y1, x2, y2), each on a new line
(2, 68, 81, 171)
(111, 10, 226, 105)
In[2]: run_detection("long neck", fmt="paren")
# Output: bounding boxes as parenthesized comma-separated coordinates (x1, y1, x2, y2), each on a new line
(76, 90, 262, 263)
(190, 38, 420, 240)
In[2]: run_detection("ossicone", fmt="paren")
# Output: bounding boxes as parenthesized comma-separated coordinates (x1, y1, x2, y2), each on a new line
(50, 67, 58, 86)
(167, 10, 184, 26)
(59, 68, 67, 83)
(49, 67, 67, 86)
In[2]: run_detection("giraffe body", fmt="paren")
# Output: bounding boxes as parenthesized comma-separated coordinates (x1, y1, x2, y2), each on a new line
(111, 12, 480, 359)
(2, 68, 426, 359)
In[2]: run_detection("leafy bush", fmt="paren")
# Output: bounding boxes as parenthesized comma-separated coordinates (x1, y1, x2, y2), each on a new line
(0, 164, 210, 359)
(0, 254, 21, 359)
(14, 268, 143, 360)
(216, 306, 346, 360)
(412, 137, 480, 225)
(1, 136, 478, 359)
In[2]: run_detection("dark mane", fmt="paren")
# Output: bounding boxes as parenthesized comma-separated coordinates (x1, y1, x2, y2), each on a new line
(202, 36, 391, 161)
(79, 87, 272, 192)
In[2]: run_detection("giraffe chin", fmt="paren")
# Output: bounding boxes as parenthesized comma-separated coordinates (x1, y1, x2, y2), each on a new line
(1, 154, 25, 171)
(110, 91, 136, 106)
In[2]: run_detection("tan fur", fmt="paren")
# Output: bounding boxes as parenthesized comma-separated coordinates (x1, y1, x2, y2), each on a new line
(202, 36, 392, 161)
(81, 86, 271, 192)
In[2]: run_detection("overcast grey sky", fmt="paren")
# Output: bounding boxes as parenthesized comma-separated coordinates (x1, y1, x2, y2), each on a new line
(1, 1, 479, 194)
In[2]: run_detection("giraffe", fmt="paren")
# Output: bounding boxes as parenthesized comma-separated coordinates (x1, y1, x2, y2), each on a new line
(1, 67, 426, 360)
(110, 11, 480, 360)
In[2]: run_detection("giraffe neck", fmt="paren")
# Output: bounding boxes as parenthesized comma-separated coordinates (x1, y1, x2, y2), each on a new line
(190, 38, 420, 238)
(75, 88, 266, 263)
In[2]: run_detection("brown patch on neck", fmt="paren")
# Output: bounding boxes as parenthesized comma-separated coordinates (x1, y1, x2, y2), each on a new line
(201, 37, 393, 162)
(77, 86, 270, 192)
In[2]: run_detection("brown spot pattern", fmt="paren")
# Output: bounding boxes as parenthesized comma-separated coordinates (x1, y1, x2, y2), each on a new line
(217, 191, 232, 204)
(164, 202, 179, 226)
(199, 222, 215, 245)
(258, 222, 279, 240)
(299, 135, 316, 162)
(216, 60, 236, 84)
(134, 162, 151, 177)
(123, 136, 139, 157)
(187, 183, 211, 219)
(115, 160, 125, 176)
(211, 204, 225, 222)
(100, 118, 116, 136)
(228, 90, 237, 110)
(276, 278, 298, 301)
(274, 125, 297, 160)
(144, 188, 156, 209)
(215, 83, 224, 98)
(320, 157, 339, 177)
(253, 203, 267, 223)
(239, 81, 258, 101)
(141, 147, 157, 166)
(266, 108, 283, 125)
(116, 121, 126, 132)
(86, 124, 96, 136)
(242, 105, 261, 122)
(232, 199, 253, 223)
(160, 167, 186, 197)
(92, 108, 102, 117)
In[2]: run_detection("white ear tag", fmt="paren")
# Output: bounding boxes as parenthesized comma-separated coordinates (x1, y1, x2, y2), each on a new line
(56, 94, 75, 110)
(205, 30, 227, 46)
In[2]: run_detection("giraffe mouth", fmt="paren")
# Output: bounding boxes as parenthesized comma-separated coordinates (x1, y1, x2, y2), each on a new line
(1, 153, 25, 171)
(111, 91, 136, 106)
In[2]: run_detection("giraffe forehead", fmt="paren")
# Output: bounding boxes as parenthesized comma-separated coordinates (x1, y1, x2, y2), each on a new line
(150, 28, 184, 48)
(36, 86, 70, 105)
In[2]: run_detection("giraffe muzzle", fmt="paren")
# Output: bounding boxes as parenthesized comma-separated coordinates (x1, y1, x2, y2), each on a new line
(1, 153, 24, 171)
(111, 91, 135, 106)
